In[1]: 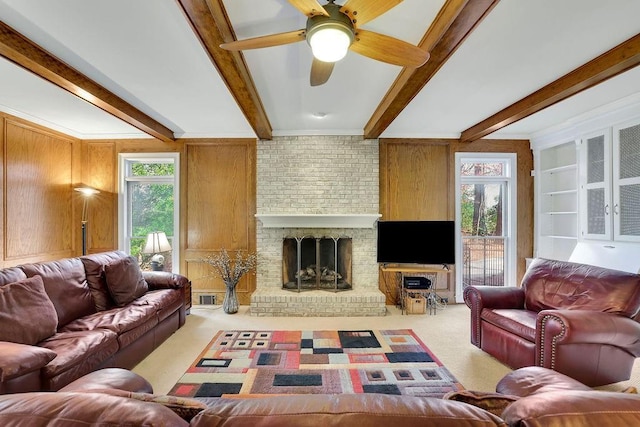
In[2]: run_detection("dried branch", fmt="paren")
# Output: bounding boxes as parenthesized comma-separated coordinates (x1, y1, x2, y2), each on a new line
(202, 249, 257, 288)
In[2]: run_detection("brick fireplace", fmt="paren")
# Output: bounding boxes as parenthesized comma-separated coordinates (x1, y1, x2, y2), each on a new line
(250, 135, 387, 316)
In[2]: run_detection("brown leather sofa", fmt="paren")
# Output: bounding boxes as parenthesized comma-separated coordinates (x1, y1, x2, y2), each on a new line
(0, 250, 188, 394)
(0, 367, 638, 426)
(464, 257, 640, 386)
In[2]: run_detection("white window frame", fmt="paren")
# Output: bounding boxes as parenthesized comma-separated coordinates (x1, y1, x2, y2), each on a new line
(118, 153, 180, 273)
(454, 153, 517, 303)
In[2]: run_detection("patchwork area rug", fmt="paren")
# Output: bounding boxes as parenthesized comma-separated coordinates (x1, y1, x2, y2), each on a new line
(169, 329, 463, 399)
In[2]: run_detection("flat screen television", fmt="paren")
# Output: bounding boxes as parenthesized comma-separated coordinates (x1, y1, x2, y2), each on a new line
(376, 220, 455, 266)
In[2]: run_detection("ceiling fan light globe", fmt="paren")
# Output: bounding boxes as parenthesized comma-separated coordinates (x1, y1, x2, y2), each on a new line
(309, 27, 352, 63)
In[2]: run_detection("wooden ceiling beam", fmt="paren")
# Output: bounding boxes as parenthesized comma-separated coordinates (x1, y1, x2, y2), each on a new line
(364, 0, 499, 140)
(0, 21, 175, 142)
(460, 32, 640, 143)
(176, 0, 272, 140)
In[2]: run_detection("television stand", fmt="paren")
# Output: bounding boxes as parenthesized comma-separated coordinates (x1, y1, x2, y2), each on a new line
(379, 265, 453, 315)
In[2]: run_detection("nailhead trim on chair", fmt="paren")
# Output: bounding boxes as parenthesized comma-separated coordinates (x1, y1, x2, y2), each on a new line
(463, 288, 482, 347)
(539, 314, 566, 369)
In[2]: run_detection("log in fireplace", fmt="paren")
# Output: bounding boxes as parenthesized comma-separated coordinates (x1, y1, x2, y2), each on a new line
(282, 236, 352, 292)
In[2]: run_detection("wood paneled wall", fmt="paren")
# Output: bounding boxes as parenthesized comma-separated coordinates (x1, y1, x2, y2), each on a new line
(81, 138, 257, 305)
(0, 110, 531, 308)
(380, 140, 451, 220)
(0, 114, 80, 267)
(182, 139, 257, 305)
(379, 138, 534, 303)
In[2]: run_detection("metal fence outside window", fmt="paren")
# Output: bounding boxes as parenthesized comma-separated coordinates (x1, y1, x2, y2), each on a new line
(462, 236, 505, 290)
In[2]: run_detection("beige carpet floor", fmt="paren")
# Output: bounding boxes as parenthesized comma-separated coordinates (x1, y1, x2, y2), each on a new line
(133, 303, 639, 395)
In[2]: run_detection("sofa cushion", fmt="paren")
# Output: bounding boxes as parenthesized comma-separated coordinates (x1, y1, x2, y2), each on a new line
(523, 258, 640, 317)
(0, 275, 58, 345)
(0, 267, 27, 286)
(104, 256, 148, 307)
(0, 341, 57, 382)
(20, 257, 95, 328)
(81, 251, 129, 311)
(38, 329, 119, 381)
(135, 288, 183, 322)
(481, 308, 537, 342)
(60, 303, 158, 335)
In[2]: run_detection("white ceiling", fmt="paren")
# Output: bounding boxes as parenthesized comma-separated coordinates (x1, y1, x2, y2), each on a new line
(0, 0, 639, 141)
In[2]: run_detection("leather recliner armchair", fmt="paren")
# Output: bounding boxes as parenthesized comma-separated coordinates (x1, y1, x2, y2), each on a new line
(464, 257, 640, 386)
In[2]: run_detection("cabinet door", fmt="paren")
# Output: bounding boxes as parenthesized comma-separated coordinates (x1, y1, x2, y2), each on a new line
(579, 130, 611, 240)
(613, 120, 640, 242)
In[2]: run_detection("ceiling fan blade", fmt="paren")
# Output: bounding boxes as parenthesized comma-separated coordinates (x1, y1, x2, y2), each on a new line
(340, 0, 402, 27)
(220, 30, 305, 51)
(288, 0, 329, 17)
(310, 58, 334, 86)
(350, 29, 429, 67)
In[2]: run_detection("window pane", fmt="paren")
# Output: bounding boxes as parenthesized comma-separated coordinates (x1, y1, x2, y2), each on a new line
(460, 183, 504, 237)
(130, 162, 175, 177)
(460, 162, 505, 177)
(130, 182, 174, 237)
(129, 181, 174, 272)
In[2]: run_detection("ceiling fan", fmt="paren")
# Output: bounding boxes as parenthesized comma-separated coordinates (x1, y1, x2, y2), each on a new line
(220, 0, 430, 86)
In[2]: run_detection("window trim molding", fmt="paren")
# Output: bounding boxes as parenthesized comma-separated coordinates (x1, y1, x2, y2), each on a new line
(118, 152, 180, 272)
(454, 152, 517, 303)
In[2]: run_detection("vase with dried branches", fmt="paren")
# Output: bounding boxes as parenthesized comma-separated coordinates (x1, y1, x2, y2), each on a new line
(203, 249, 257, 314)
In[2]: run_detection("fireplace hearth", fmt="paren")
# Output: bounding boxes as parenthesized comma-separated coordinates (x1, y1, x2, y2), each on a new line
(282, 236, 352, 292)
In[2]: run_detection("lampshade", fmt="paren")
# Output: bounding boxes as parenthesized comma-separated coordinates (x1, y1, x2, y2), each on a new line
(74, 187, 100, 196)
(142, 232, 172, 254)
(308, 25, 353, 62)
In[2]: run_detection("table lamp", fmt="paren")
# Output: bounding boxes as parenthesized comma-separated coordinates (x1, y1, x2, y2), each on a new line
(142, 231, 172, 271)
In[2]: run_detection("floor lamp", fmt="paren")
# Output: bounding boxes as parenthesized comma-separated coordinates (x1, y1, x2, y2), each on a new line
(74, 186, 100, 255)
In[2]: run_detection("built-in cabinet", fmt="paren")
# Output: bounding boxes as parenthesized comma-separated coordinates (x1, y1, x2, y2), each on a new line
(533, 105, 640, 261)
(578, 119, 640, 243)
(612, 119, 640, 242)
(535, 141, 579, 260)
(579, 129, 611, 240)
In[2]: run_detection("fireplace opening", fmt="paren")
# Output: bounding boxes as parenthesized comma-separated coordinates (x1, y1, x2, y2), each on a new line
(282, 236, 352, 292)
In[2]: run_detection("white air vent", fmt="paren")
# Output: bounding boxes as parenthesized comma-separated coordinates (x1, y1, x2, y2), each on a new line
(199, 295, 217, 305)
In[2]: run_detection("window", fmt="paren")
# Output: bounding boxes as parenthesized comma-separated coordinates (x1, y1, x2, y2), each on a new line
(119, 153, 179, 272)
(455, 153, 517, 302)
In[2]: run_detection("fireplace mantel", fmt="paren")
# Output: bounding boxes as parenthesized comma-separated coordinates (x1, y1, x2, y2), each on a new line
(256, 214, 381, 228)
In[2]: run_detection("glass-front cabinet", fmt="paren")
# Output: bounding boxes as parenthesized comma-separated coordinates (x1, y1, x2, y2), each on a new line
(579, 119, 640, 243)
(579, 129, 611, 240)
(613, 120, 640, 242)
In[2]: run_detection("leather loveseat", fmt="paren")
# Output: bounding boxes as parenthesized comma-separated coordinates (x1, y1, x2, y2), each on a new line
(464, 257, 640, 386)
(0, 367, 638, 426)
(0, 250, 188, 394)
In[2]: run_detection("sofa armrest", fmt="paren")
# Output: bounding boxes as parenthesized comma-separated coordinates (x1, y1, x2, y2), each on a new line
(142, 271, 189, 290)
(464, 286, 526, 347)
(0, 342, 57, 382)
(502, 390, 640, 426)
(495, 366, 591, 397)
(536, 310, 640, 367)
(59, 368, 153, 393)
